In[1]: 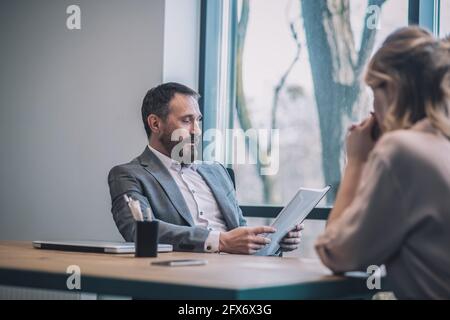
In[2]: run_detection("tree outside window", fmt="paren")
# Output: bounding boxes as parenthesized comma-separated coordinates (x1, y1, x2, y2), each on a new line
(232, 0, 409, 205)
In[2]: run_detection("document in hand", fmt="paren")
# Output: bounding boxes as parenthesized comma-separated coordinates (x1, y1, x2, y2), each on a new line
(255, 186, 331, 256)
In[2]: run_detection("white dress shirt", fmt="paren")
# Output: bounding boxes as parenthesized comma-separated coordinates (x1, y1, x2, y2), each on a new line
(148, 145, 227, 252)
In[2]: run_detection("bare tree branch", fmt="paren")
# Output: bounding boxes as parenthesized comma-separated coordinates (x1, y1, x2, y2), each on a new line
(345, 0, 387, 115)
(300, 0, 388, 202)
(324, 0, 357, 85)
(271, 22, 302, 131)
(355, 0, 387, 78)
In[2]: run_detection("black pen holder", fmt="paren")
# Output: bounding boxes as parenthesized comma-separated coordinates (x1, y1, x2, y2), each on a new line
(134, 220, 159, 258)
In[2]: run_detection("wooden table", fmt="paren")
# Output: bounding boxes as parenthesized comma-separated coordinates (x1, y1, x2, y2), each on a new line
(0, 241, 376, 299)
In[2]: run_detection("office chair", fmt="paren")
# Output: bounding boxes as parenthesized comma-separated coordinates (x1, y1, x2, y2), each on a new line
(226, 167, 236, 190)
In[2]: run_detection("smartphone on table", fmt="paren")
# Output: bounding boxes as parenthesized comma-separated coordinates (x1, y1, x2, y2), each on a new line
(151, 259, 208, 267)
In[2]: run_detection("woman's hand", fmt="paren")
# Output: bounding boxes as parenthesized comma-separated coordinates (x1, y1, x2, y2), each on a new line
(346, 115, 377, 165)
(327, 115, 377, 226)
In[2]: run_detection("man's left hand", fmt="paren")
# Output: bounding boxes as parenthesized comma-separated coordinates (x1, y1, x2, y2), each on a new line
(279, 223, 304, 252)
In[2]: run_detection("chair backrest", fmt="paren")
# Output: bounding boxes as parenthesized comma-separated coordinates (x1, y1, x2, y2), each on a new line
(227, 166, 330, 220)
(226, 167, 236, 190)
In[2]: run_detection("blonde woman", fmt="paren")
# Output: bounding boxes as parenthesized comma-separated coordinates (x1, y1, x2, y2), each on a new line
(315, 26, 450, 299)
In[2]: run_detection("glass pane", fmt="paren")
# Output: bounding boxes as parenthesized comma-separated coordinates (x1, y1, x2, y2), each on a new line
(441, 0, 450, 37)
(232, 0, 408, 205)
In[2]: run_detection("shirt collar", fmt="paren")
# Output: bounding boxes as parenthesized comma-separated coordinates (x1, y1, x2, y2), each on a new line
(148, 145, 198, 171)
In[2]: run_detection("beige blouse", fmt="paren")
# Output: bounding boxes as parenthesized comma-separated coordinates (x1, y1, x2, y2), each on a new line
(316, 120, 450, 299)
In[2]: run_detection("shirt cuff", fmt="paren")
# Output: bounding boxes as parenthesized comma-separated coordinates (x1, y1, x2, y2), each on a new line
(204, 230, 221, 253)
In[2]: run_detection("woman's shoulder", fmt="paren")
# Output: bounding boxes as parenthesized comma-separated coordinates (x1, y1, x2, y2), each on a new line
(377, 129, 419, 148)
(374, 128, 447, 167)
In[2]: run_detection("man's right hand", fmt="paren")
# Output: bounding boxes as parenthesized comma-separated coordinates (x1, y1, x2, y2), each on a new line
(219, 226, 276, 255)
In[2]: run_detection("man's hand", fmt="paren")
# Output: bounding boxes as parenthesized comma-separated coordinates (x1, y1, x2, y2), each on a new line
(279, 223, 304, 252)
(219, 226, 276, 255)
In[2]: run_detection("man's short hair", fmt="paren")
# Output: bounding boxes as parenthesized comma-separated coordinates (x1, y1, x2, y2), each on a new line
(141, 82, 200, 138)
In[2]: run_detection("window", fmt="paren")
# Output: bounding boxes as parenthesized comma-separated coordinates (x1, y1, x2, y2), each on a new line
(200, 0, 446, 208)
(229, 0, 409, 206)
(440, 0, 450, 36)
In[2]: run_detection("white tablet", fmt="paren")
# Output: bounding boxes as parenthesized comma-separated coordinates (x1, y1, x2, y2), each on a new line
(255, 186, 331, 256)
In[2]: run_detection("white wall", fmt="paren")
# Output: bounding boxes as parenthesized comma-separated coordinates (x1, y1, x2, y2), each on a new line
(0, 0, 165, 241)
(0, 0, 203, 299)
(163, 0, 201, 90)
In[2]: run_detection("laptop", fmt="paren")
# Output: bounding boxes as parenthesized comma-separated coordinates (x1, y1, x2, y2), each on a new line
(32, 240, 173, 254)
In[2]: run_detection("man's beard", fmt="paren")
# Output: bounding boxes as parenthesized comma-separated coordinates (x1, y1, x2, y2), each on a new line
(160, 131, 199, 164)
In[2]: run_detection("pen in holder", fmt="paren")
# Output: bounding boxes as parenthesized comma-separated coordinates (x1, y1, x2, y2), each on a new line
(135, 220, 159, 258)
(124, 195, 158, 257)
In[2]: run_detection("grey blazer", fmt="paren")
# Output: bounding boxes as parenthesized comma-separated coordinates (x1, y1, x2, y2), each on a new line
(108, 147, 247, 252)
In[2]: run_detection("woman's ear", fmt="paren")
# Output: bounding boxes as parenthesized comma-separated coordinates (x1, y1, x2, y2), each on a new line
(386, 82, 397, 105)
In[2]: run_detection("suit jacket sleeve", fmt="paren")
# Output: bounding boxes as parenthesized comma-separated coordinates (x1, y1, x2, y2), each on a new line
(108, 166, 210, 252)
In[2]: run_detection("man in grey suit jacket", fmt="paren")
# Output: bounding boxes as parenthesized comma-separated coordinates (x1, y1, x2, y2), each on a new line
(108, 83, 302, 254)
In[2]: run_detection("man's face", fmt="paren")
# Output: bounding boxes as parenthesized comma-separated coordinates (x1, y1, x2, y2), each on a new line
(158, 93, 202, 162)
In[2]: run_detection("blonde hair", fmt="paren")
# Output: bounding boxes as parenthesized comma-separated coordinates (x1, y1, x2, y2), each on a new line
(365, 26, 450, 138)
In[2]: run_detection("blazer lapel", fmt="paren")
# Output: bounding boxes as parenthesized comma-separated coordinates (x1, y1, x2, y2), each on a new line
(138, 147, 195, 226)
(196, 165, 239, 230)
